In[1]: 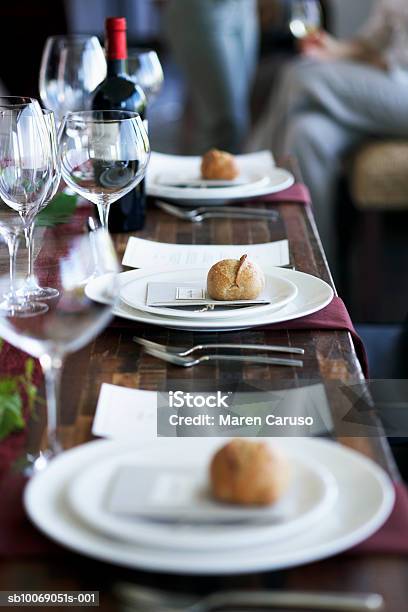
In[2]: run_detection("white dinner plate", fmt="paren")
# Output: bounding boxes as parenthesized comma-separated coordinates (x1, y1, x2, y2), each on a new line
(119, 268, 298, 320)
(24, 438, 395, 575)
(146, 151, 295, 204)
(66, 442, 337, 551)
(86, 267, 334, 332)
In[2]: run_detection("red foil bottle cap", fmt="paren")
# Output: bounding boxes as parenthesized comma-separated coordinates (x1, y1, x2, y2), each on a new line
(105, 17, 127, 60)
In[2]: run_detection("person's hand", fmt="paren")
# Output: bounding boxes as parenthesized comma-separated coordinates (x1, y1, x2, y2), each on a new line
(299, 30, 387, 69)
(299, 30, 350, 61)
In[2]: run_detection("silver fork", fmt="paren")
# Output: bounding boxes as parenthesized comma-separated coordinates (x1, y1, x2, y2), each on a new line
(114, 583, 384, 612)
(141, 346, 303, 368)
(133, 336, 304, 356)
(156, 200, 279, 222)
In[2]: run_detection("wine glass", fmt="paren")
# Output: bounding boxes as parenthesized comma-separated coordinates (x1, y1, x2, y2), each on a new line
(127, 48, 164, 103)
(289, 0, 322, 39)
(0, 97, 54, 317)
(59, 110, 150, 231)
(18, 109, 61, 301)
(0, 227, 119, 472)
(39, 35, 107, 123)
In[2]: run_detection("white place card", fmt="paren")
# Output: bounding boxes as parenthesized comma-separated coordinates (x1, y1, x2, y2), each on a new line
(106, 463, 292, 522)
(146, 282, 270, 307)
(107, 464, 210, 518)
(176, 286, 207, 300)
(122, 238, 290, 270)
(92, 383, 157, 441)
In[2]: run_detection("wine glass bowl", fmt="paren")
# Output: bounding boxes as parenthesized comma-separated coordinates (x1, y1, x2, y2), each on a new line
(127, 48, 164, 103)
(0, 228, 119, 471)
(0, 98, 54, 317)
(59, 110, 150, 230)
(39, 35, 107, 122)
(18, 109, 61, 302)
(0, 108, 51, 216)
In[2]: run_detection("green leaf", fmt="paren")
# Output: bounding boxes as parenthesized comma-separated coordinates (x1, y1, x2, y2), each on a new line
(0, 378, 25, 440)
(37, 192, 77, 227)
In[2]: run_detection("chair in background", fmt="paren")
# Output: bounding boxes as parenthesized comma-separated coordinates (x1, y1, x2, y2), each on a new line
(339, 141, 408, 322)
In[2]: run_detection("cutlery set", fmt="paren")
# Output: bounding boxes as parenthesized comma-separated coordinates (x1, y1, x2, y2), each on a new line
(115, 583, 384, 611)
(155, 199, 279, 223)
(133, 337, 304, 368)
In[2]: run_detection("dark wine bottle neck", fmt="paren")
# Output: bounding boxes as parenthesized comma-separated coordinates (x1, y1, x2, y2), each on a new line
(107, 59, 128, 78)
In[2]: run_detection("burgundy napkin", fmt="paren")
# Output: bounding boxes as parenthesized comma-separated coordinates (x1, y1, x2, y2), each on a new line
(0, 341, 59, 556)
(0, 474, 60, 557)
(351, 482, 408, 555)
(263, 296, 368, 378)
(253, 182, 312, 205)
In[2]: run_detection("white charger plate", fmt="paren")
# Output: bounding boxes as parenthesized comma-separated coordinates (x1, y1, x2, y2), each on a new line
(24, 438, 395, 575)
(120, 268, 298, 320)
(66, 442, 337, 551)
(86, 267, 334, 332)
(146, 151, 294, 204)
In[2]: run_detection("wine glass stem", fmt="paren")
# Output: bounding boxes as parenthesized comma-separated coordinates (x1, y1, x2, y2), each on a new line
(6, 233, 20, 303)
(26, 222, 35, 281)
(39, 353, 64, 455)
(96, 200, 111, 230)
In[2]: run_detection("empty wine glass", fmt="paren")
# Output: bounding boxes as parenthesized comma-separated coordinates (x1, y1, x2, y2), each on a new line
(0, 227, 119, 472)
(59, 110, 150, 231)
(289, 0, 322, 39)
(127, 48, 164, 103)
(18, 109, 61, 301)
(0, 97, 53, 316)
(39, 35, 107, 123)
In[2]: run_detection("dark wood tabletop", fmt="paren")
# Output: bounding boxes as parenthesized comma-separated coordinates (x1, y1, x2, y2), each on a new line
(0, 168, 406, 611)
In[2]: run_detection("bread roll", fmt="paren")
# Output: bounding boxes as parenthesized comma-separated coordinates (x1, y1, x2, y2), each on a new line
(210, 439, 291, 506)
(201, 149, 239, 180)
(207, 255, 265, 301)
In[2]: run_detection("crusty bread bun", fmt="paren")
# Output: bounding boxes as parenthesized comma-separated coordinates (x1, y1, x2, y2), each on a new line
(210, 439, 291, 506)
(207, 254, 265, 301)
(201, 148, 239, 180)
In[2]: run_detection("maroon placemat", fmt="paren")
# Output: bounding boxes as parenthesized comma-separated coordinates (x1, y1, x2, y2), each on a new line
(251, 182, 311, 205)
(351, 482, 408, 555)
(263, 296, 368, 378)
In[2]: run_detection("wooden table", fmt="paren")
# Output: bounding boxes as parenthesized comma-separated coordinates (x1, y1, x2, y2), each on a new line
(0, 182, 406, 611)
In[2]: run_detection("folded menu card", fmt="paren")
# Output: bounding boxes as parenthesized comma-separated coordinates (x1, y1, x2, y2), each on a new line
(122, 237, 290, 269)
(147, 282, 270, 307)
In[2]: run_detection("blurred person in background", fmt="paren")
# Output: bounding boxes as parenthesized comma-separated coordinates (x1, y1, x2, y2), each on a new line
(164, 0, 259, 153)
(249, 0, 408, 274)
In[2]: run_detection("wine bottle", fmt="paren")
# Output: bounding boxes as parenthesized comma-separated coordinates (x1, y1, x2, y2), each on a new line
(91, 17, 147, 233)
